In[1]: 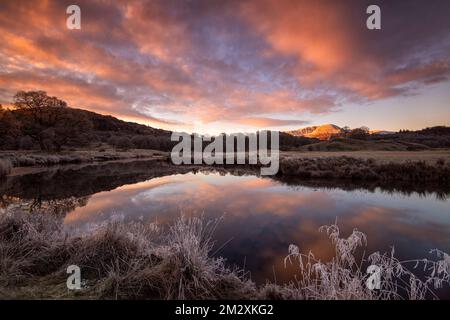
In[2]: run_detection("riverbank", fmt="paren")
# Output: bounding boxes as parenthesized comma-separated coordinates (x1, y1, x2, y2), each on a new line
(1, 211, 449, 300)
(282, 150, 450, 163)
(278, 152, 450, 184)
(2, 150, 450, 184)
(0, 149, 169, 178)
(0, 149, 168, 168)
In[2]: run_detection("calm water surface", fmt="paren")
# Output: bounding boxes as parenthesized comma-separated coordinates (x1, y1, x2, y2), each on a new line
(2, 162, 450, 286)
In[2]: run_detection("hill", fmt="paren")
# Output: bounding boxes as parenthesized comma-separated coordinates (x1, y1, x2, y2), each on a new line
(287, 124, 343, 140)
(0, 105, 174, 151)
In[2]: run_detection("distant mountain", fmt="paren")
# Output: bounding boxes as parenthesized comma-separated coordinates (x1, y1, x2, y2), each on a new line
(287, 125, 318, 136)
(287, 124, 343, 140)
(285, 124, 450, 150)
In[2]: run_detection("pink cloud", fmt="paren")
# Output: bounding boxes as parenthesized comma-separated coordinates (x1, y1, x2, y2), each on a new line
(0, 0, 449, 132)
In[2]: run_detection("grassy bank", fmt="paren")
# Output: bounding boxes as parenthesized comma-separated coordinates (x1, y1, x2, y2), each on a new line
(2, 149, 450, 185)
(279, 155, 450, 184)
(1, 211, 449, 300)
(0, 149, 168, 169)
(281, 150, 450, 163)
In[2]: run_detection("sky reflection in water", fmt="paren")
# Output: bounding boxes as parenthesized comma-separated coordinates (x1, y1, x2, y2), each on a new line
(63, 172, 450, 285)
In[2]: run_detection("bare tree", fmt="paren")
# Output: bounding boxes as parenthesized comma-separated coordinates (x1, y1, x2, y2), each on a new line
(14, 91, 67, 124)
(12, 91, 92, 151)
(348, 127, 370, 140)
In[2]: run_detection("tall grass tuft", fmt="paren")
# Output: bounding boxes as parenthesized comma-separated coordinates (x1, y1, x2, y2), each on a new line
(0, 212, 255, 299)
(282, 224, 450, 300)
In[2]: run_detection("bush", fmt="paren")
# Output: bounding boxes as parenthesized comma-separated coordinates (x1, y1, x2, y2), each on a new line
(108, 136, 133, 150)
(0, 159, 12, 178)
(19, 136, 35, 150)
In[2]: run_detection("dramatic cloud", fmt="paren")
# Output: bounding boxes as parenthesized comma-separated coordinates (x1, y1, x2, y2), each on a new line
(0, 0, 449, 132)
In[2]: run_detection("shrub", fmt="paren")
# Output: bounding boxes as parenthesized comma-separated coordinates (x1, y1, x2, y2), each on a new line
(0, 159, 12, 178)
(19, 136, 35, 150)
(108, 136, 133, 150)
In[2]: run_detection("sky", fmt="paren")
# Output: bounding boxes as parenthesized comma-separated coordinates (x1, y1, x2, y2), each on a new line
(0, 0, 449, 134)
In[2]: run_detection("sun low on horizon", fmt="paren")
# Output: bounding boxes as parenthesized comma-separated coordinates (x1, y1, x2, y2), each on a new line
(0, 0, 449, 135)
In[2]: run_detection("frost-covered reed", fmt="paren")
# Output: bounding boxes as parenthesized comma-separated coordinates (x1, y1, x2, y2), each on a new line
(0, 211, 448, 299)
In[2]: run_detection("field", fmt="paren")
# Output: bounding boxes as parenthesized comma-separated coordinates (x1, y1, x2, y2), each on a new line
(296, 137, 433, 152)
(281, 150, 450, 164)
(278, 150, 450, 184)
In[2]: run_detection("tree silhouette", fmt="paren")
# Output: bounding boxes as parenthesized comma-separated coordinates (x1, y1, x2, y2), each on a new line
(12, 91, 92, 151)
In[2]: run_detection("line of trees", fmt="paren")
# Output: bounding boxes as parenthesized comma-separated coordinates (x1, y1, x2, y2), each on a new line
(342, 126, 370, 140)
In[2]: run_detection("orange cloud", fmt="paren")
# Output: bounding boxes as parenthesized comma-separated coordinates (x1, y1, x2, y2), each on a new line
(0, 0, 449, 132)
